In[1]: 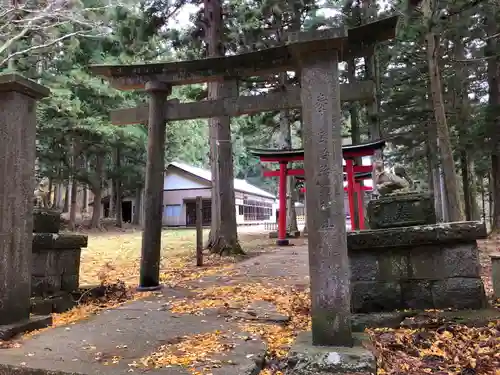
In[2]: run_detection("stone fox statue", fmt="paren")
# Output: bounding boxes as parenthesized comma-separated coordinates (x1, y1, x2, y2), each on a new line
(373, 161, 410, 196)
(33, 179, 49, 208)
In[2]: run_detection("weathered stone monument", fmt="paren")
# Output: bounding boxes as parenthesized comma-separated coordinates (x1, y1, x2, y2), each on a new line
(368, 163, 436, 228)
(348, 163, 488, 319)
(0, 74, 53, 340)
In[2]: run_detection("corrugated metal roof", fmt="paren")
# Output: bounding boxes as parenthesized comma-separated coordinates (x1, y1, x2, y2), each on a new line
(168, 162, 276, 199)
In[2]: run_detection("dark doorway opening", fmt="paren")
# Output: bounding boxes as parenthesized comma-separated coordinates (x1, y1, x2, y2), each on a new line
(122, 201, 132, 223)
(185, 199, 211, 226)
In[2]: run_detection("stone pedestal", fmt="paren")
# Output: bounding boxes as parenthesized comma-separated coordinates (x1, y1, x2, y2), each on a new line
(367, 192, 436, 229)
(30, 208, 87, 314)
(0, 74, 52, 337)
(347, 221, 488, 312)
(32, 233, 87, 296)
(490, 253, 500, 299)
(287, 332, 376, 375)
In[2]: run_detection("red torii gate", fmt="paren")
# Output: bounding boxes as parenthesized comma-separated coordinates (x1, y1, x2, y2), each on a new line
(250, 140, 385, 245)
(297, 171, 372, 230)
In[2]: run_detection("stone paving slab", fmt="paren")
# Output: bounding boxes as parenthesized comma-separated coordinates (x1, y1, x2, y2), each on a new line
(0, 294, 266, 375)
(0, 247, 309, 375)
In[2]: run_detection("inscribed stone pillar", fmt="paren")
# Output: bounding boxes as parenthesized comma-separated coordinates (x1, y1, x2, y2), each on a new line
(300, 51, 353, 346)
(138, 81, 171, 291)
(0, 74, 50, 325)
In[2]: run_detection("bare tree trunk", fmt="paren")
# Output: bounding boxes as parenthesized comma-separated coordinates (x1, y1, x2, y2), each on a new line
(63, 182, 70, 213)
(69, 177, 78, 231)
(115, 147, 123, 228)
(362, 0, 382, 204)
(81, 157, 88, 214)
(204, 0, 242, 255)
(278, 81, 298, 234)
(485, 3, 500, 230)
(452, 23, 480, 221)
(362, 1, 380, 142)
(427, 129, 443, 221)
(47, 177, 53, 208)
(347, 56, 362, 227)
(108, 178, 114, 218)
(286, 176, 299, 234)
(62, 181, 69, 212)
(90, 155, 104, 229)
(82, 185, 88, 214)
(422, 0, 463, 222)
(69, 145, 81, 231)
(54, 182, 60, 209)
(133, 187, 142, 225)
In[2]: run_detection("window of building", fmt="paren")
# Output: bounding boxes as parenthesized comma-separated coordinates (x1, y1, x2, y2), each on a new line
(238, 205, 244, 215)
(165, 204, 182, 217)
(241, 198, 273, 221)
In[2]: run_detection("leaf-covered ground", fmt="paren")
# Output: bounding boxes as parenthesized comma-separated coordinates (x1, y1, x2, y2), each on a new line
(1, 230, 498, 375)
(368, 319, 499, 375)
(0, 229, 269, 338)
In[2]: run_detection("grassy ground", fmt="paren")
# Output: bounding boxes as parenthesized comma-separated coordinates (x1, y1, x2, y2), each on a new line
(78, 228, 276, 286)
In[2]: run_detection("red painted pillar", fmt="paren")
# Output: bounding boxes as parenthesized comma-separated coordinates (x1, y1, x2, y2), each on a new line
(355, 182, 365, 230)
(277, 162, 289, 245)
(346, 158, 356, 230)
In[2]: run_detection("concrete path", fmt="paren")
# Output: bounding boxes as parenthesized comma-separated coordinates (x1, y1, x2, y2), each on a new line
(0, 246, 310, 375)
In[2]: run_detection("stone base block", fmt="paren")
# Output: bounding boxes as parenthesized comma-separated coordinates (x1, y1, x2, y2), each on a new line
(136, 284, 163, 292)
(32, 233, 86, 296)
(432, 277, 487, 310)
(351, 312, 415, 332)
(276, 239, 291, 246)
(0, 315, 52, 341)
(269, 231, 300, 239)
(288, 332, 376, 375)
(351, 281, 402, 313)
(400, 308, 500, 329)
(31, 293, 76, 315)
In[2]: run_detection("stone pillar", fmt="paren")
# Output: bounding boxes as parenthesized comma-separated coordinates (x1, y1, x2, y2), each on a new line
(491, 253, 500, 299)
(138, 81, 171, 291)
(300, 51, 353, 346)
(0, 74, 51, 336)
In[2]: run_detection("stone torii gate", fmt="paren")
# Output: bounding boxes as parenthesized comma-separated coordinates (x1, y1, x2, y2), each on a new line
(91, 15, 398, 346)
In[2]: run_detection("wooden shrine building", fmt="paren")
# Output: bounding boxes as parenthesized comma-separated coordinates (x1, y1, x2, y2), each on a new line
(250, 140, 385, 244)
(90, 15, 399, 347)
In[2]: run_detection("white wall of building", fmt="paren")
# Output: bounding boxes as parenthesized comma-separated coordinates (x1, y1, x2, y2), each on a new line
(158, 169, 276, 227)
(164, 170, 207, 190)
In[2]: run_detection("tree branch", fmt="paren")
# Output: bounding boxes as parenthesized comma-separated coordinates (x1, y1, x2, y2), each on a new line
(0, 30, 97, 67)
